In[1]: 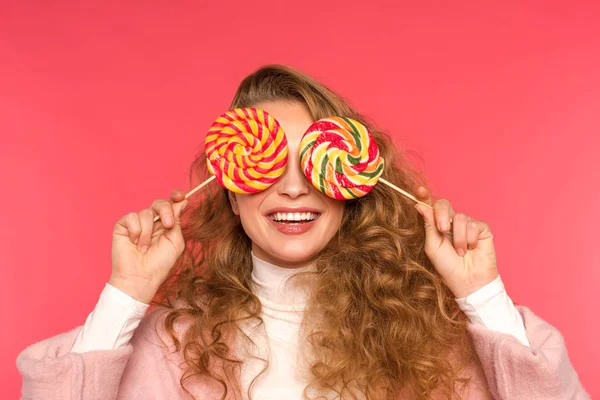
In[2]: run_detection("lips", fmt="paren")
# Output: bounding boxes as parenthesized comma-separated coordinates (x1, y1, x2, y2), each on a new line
(264, 207, 322, 235)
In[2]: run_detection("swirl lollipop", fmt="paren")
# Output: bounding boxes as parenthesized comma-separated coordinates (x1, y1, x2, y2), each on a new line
(300, 116, 432, 207)
(205, 108, 288, 193)
(299, 116, 384, 199)
(153, 107, 288, 222)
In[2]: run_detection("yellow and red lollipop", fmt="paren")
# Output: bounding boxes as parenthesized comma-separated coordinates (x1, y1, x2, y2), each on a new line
(205, 108, 288, 193)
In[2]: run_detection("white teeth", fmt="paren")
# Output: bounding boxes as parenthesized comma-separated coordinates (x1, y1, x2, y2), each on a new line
(270, 212, 319, 222)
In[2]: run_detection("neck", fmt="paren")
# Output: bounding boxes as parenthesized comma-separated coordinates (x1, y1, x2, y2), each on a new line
(250, 251, 317, 308)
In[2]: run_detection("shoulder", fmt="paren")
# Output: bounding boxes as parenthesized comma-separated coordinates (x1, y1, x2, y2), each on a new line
(440, 335, 493, 399)
(130, 303, 196, 356)
(121, 302, 240, 399)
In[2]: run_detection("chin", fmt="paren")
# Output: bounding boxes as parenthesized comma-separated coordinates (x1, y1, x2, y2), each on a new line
(259, 242, 322, 266)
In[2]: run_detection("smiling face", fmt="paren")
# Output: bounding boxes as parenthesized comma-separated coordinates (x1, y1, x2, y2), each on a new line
(228, 100, 344, 268)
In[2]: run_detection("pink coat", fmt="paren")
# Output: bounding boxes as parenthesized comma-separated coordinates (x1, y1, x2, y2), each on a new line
(16, 305, 589, 399)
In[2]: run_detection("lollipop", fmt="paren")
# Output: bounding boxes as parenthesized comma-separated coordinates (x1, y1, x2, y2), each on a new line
(300, 116, 432, 207)
(153, 107, 288, 222)
(300, 116, 384, 200)
(205, 108, 288, 194)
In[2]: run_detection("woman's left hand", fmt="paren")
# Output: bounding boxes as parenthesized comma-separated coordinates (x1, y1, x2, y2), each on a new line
(413, 186, 499, 299)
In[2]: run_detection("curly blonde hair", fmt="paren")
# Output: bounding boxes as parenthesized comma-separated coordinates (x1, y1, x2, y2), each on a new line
(151, 64, 475, 399)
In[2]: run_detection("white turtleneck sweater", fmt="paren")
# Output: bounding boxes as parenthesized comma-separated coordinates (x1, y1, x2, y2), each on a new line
(70, 252, 529, 399)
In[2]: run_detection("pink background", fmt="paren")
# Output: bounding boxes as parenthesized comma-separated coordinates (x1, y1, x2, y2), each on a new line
(1, 1, 598, 398)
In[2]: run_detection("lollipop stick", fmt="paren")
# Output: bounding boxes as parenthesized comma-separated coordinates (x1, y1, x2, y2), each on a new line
(153, 175, 217, 222)
(182, 175, 217, 200)
(379, 178, 433, 209)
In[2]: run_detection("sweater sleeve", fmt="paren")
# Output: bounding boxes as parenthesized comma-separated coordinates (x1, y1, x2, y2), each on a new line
(71, 283, 150, 353)
(456, 275, 530, 347)
(467, 304, 590, 399)
(16, 307, 191, 400)
(16, 325, 133, 399)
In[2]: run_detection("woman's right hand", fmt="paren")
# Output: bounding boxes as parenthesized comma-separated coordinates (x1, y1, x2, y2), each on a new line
(109, 189, 189, 304)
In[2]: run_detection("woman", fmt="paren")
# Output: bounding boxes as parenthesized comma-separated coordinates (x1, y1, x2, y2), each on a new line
(17, 65, 589, 399)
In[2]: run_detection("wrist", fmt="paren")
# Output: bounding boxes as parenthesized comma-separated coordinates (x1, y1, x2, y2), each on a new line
(449, 270, 500, 299)
(108, 276, 159, 304)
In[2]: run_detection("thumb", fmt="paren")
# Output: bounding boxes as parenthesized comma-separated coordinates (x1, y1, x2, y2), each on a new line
(414, 203, 443, 241)
(163, 200, 188, 241)
(175, 200, 189, 222)
(179, 199, 190, 213)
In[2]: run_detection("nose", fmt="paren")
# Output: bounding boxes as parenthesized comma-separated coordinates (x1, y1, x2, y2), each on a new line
(276, 148, 311, 199)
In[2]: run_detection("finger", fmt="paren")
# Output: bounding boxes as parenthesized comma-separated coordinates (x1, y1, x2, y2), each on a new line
(174, 199, 189, 218)
(466, 220, 479, 250)
(433, 198, 456, 233)
(452, 213, 469, 256)
(137, 208, 154, 253)
(415, 186, 433, 205)
(124, 212, 142, 245)
(162, 199, 189, 252)
(151, 199, 175, 229)
(414, 203, 444, 244)
(169, 189, 186, 203)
